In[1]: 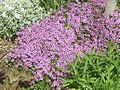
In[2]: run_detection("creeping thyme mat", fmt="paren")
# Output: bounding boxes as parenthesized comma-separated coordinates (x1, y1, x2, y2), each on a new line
(8, 0, 120, 89)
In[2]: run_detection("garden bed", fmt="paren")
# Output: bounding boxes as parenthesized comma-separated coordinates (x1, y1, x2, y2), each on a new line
(0, 0, 120, 90)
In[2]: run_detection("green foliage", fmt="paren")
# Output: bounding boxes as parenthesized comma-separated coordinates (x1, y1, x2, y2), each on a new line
(28, 81, 50, 90)
(0, 0, 50, 41)
(38, 0, 70, 12)
(117, 0, 120, 8)
(62, 42, 120, 90)
(27, 73, 52, 90)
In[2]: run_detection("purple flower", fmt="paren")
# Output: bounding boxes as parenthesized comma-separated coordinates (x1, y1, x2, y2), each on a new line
(8, 0, 120, 89)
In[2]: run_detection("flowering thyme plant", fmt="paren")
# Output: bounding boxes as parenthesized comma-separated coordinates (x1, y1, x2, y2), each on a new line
(8, 0, 120, 89)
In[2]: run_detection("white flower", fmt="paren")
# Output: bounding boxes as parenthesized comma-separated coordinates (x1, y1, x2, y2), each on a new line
(21, 8, 25, 12)
(5, 4, 9, 8)
(5, 4, 13, 10)
(2, 12, 7, 17)
(39, 7, 43, 10)
(14, 13, 21, 19)
(8, 6, 13, 10)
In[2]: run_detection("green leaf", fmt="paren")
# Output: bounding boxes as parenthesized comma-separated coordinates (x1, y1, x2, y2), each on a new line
(106, 65, 114, 74)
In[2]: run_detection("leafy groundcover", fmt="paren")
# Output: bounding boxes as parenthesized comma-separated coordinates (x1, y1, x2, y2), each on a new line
(62, 42, 120, 90)
(1, 0, 119, 90)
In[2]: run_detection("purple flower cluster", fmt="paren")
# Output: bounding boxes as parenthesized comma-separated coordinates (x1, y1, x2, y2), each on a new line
(8, 0, 120, 89)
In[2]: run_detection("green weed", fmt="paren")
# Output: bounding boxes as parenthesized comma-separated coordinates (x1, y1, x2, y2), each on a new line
(62, 42, 120, 90)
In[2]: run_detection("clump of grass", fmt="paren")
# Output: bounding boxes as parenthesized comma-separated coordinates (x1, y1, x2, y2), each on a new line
(62, 42, 120, 90)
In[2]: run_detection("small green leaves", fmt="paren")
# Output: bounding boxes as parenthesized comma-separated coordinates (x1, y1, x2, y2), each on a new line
(51, 59, 57, 64)
(117, 0, 120, 8)
(64, 23, 72, 29)
(63, 13, 68, 18)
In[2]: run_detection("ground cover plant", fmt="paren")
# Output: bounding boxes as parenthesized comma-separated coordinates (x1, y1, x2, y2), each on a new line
(0, 0, 50, 41)
(8, 0, 120, 89)
(62, 42, 120, 90)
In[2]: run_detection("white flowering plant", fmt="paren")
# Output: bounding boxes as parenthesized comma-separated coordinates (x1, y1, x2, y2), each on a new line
(0, 0, 50, 41)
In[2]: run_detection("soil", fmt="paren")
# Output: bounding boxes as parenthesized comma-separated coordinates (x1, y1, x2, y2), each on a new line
(0, 38, 32, 90)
